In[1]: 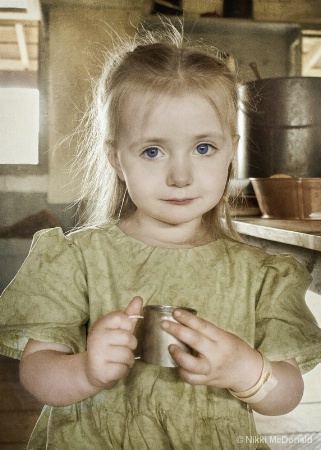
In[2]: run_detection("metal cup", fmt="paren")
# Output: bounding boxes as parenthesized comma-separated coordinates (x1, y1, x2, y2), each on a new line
(129, 305, 197, 368)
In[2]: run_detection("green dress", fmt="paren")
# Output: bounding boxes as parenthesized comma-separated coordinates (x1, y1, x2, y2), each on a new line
(0, 224, 321, 450)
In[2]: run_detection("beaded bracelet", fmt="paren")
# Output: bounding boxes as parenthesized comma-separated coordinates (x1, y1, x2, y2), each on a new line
(228, 351, 278, 404)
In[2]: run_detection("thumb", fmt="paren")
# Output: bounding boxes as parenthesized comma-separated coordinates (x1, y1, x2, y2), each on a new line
(125, 296, 143, 331)
(125, 296, 143, 317)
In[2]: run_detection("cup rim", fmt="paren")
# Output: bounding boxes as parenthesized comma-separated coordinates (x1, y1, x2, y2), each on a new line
(144, 305, 197, 314)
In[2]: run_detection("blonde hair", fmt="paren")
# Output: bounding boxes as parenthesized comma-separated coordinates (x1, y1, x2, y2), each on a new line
(75, 23, 240, 240)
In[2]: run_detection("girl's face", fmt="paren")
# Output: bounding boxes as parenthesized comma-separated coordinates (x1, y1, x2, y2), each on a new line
(112, 91, 238, 233)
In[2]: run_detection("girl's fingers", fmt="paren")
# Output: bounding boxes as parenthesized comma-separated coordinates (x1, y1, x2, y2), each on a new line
(105, 346, 136, 367)
(161, 319, 211, 354)
(178, 369, 211, 386)
(104, 329, 137, 350)
(172, 309, 223, 340)
(94, 312, 133, 332)
(169, 344, 210, 375)
(104, 362, 134, 382)
(92, 297, 144, 334)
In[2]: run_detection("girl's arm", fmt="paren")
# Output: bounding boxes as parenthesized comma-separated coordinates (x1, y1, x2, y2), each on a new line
(20, 340, 103, 406)
(19, 296, 143, 407)
(161, 309, 304, 416)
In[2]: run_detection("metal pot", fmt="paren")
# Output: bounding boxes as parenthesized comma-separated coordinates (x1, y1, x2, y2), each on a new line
(237, 77, 321, 183)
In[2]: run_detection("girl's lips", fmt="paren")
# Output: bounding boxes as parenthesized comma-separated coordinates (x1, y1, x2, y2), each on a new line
(165, 198, 195, 205)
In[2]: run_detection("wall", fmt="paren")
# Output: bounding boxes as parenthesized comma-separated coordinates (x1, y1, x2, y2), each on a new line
(0, 5, 77, 292)
(46, 5, 146, 204)
(0, 1, 148, 292)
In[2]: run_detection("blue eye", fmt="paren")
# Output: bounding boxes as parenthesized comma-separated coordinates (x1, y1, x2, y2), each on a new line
(143, 147, 160, 159)
(196, 143, 212, 155)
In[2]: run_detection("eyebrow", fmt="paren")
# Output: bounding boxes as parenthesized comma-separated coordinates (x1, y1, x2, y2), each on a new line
(194, 133, 225, 142)
(128, 137, 167, 151)
(130, 132, 225, 148)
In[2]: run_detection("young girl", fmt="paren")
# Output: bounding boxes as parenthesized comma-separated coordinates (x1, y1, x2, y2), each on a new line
(1, 25, 321, 450)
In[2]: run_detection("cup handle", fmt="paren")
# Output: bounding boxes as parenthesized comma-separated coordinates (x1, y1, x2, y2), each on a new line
(128, 315, 144, 360)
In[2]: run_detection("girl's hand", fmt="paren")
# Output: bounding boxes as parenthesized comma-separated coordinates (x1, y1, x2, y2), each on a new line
(161, 308, 262, 392)
(85, 296, 143, 390)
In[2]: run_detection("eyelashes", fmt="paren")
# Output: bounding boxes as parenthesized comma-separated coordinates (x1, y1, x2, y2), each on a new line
(142, 143, 216, 159)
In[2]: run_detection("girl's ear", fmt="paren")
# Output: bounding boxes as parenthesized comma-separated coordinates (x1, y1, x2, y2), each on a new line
(108, 151, 125, 181)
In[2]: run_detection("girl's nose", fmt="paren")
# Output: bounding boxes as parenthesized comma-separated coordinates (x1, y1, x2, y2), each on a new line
(166, 158, 193, 187)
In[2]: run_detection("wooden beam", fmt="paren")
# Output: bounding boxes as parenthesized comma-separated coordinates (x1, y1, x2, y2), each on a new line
(15, 23, 29, 69)
(0, 0, 41, 21)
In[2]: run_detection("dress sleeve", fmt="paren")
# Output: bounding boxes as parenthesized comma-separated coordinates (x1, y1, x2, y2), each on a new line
(254, 253, 321, 373)
(0, 227, 89, 359)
